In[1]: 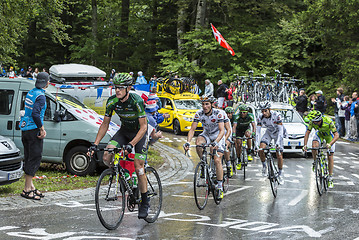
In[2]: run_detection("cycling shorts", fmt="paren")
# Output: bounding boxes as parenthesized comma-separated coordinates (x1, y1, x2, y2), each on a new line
(198, 132, 225, 153)
(313, 131, 335, 153)
(260, 130, 284, 152)
(235, 128, 251, 138)
(109, 128, 148, 161)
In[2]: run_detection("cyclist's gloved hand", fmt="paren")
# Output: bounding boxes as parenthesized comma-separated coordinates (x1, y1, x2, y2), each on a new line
(252, 132, 256, 138)
(124, 144, 133, 153)
(88, 144, 98, 156)
(326, 143, 331, 149)
(211, 141, 219, 149)
(228, 138, 234, 144)
(302, 145, 307, 152)
(183, 142, 190, 151)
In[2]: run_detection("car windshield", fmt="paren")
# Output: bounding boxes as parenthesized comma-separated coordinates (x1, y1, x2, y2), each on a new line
(256, 108, 303, 123)
(174, 100, 201, 110)
(56, 93, 88, 109)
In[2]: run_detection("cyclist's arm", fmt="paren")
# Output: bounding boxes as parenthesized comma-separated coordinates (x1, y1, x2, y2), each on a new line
(276, 122, 284, 145)
(329, 131, 339, 146)
(232, 123, 237, 137)
(214, 121, 225, 143)
(255, 124, 262, 147)
(186, 121, 198, 143)
(251, 122, 256, 136)
(129, 116, 148, 147)
(94, 116, 111, 145)
(224, 121, 231, 140)
(303, 129, 311, 146)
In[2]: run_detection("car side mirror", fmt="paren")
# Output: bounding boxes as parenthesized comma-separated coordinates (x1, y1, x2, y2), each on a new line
(53, 110, 66, 122)
(165, 105, 173, 110)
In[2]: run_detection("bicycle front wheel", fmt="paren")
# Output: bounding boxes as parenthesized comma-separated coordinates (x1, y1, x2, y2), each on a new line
(315, 157, 324, 196)
(95, 168, 125, 230)
(144, 166, 162, 223)
(230, 146, 237, 174)
(268, 159, 279, 198)
(194, 162, 209, 210)
(242, 149, 247, 179)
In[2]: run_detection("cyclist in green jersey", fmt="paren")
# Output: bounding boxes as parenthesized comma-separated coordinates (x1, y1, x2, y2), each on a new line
(232, 105, 256, 169)
(224, 107, 235, 177)
(303, 110, 339, 188)
(88, 73, 150, 219)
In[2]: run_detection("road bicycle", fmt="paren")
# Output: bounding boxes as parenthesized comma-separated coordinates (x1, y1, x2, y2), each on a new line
(307, 146, 329, 196)
(186, 144, 228, 210)
(228, 139, 237, 175)
(94, 147, 162, 230)
(259, 145, 280, 198)
(236, 137, 253, 179)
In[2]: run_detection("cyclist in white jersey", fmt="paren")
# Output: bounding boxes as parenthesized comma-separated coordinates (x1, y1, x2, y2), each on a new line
(256, 102, 286, 184)
(184, 96, 226, 198)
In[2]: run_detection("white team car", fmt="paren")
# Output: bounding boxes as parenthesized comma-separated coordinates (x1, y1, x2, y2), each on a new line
(246, 102, 314, 154)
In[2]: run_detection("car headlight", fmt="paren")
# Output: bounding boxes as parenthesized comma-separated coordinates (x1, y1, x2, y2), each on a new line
(183, 116, 193, 122)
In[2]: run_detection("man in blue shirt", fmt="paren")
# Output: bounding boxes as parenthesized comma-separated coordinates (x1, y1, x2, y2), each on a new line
(19, 72, 49, 200)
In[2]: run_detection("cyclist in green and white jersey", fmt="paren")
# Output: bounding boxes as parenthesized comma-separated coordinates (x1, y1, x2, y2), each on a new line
(232, 105, 256, 170)
(224, 106, 235, 177)
(89, 73, 150, 219)
(303, 110, 339, 188)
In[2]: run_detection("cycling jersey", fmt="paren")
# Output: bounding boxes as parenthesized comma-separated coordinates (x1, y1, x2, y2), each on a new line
(194, 109, 225, 136)
(234, 113, 255, 131)
(257, 111, 282, 133)
(105, 92, 146, 131)
(308, 116, 337, 152)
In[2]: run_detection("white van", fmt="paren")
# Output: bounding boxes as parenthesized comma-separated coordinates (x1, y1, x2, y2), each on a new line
(0, 77, 119, 176)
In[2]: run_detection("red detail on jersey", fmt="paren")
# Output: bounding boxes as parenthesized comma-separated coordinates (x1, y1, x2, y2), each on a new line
(195, 114, 199, 119)
(211, 119, 216, 122)
(218, 114, 222, 118)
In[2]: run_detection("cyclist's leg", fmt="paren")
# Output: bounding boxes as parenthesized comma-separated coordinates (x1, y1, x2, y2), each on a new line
(275, 132, 284, 174)
(133, 133, 148, 194)
(105, 130, 126, 167)
(196, 134, 208, 158)
(244, 130, 253, 160)
(312, 132, 321, 161)
(224, 140, 231, 162)
(259, 131, 271, 162)
(214, 137, 225, 182)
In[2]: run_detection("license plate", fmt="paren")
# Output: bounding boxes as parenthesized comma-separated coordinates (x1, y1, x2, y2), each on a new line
(8, 170, 23, 180)
(288, 141, 301, 146)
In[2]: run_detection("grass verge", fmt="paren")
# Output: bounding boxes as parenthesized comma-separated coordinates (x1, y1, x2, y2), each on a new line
(0, 148, 164, 198)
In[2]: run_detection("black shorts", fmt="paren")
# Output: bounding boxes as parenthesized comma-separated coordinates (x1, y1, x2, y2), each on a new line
(235, 128, 250, 138)
(109, 128, 148, 160)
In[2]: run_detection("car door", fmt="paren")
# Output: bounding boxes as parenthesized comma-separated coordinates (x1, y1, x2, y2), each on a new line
(158, 97, 174, 129)
(0, 83, 20, 141)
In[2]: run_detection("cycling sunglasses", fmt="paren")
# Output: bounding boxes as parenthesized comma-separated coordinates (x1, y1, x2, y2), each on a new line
(115, 85, 127, 90)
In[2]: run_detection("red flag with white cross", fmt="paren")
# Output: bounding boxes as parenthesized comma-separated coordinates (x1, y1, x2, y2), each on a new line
(210, 23, 235, 56)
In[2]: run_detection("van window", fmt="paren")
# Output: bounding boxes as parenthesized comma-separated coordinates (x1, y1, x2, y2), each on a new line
(45, 97, 57, 121)
(0, 90, 14, 115)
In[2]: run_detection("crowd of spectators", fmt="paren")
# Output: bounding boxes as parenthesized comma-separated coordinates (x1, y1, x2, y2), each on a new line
(0, 65, 47, 79)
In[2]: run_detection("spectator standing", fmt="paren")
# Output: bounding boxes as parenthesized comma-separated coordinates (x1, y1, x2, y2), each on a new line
(202, 79, 214, 98)
(19, 72, 50, 200)
(294, 88, 308, 117)
(109, 69, 116, 81)
(309, 94, 317, 111)
(25, 66, 33, 78)
(315, 90, 327, 114)
(33, 67, 39, 80)
(216, 80, 228, 109)
(135, 71, 147, 85)
(331, 88, 345, 137)
(8, 66, 15, 78)
(341, 96, 351, 139)
(349, 92, 358, 141)
(226, 82, 235, 107)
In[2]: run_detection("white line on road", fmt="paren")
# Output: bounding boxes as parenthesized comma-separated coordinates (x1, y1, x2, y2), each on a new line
(0, 226, 19, 231)
(288, 190, 309, 206)
(296, 165, 304, 169)
(352, 174, 359, 179)
(334, 165, 344, 170)
(349, 152, 357, 156)
(338, 175, 350, 180)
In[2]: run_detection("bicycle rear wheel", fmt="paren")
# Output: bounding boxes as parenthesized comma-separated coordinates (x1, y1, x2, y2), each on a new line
(315, 157, 324, 196)
(144, 166, 162, 223)
(95, 168, 125, 230)
(242, 149, 248, 179)
(268, 159, 279, 198)
(194, 162, 209, 210)
(230, 146, 237, 174)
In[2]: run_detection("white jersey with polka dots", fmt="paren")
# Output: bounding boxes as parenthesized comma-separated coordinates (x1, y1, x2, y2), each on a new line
(257, 111, 283, 133)
(194, 109, 225, 136)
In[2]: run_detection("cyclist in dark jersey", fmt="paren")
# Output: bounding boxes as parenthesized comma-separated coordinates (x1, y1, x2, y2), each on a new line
(89, 73, 149, 219)
(232, 104, 256, 169)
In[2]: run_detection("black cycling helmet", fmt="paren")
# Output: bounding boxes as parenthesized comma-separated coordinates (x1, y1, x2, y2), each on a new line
(113, 73, 133, 86)
(259, 101, 271, 110)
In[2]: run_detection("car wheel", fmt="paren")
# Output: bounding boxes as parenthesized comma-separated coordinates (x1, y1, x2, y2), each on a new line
(173, 119, 182, 135)
(65, 146, 96, 176)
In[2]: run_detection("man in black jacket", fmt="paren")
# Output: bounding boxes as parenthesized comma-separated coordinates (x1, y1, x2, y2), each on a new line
(315, 90, 327, 114)
(331, 87, 345, 137)
(216, 80, 228, 109)
(294, 88, 308, 117)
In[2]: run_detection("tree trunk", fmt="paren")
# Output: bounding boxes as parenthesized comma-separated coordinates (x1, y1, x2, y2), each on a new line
(120, 0, 130, 70)
(177, 1, 186, 55)
(195, 0, 207, 30)
(91, 0, 97, 65)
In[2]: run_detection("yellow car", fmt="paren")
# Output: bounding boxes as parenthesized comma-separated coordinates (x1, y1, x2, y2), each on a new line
(158, 92, 203, 135)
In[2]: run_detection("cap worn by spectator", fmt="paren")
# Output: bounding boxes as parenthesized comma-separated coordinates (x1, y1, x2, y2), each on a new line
(299, 88, 305, 92)
(138, 71, 143, 76)
(315, 90, 323, 95)
(129, 72, 134, 76)
(145, 100, 159, 113)
(35, 72, 50, 89)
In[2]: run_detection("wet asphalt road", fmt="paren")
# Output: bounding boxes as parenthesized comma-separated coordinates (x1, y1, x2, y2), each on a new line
(1, 131, 359, 239)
